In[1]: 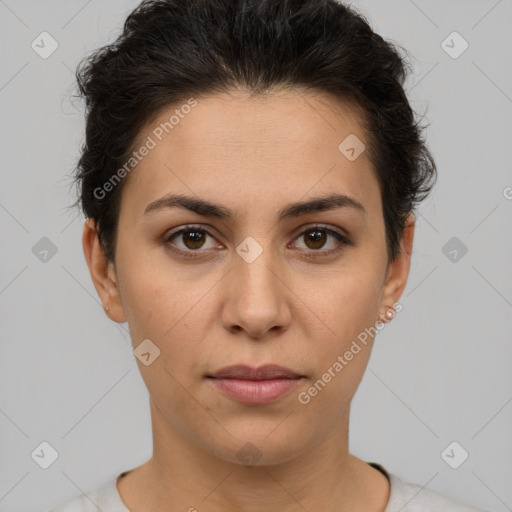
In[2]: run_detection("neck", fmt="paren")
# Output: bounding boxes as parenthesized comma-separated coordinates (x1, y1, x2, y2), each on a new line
(117, 397, 390, 512)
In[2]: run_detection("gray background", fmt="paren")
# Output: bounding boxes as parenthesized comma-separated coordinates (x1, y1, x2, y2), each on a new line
(0, 0, 511, 510)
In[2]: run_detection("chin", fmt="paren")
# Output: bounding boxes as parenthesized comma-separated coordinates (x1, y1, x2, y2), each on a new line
(200, 424, 313, 467)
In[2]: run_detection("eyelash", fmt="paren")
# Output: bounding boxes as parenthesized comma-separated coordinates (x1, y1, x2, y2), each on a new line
(163, 224, 352, 260)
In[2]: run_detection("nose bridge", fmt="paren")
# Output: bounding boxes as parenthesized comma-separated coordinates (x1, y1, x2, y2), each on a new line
(222, 237, 291, 337)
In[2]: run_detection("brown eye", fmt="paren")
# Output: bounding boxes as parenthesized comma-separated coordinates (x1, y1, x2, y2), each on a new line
(179, 229, 207, 249)
(303, 228, 328, 250)
(164, 225, 221, 259)
(164, 224, 351, 260)
(291, 225, 352, 257)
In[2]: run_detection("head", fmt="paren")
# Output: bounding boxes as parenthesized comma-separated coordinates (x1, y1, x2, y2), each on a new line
(76, 0, 436, 466)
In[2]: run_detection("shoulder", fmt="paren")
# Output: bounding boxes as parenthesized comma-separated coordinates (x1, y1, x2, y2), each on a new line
(46, 475, 128, 512)
(386, 471, 492, 512)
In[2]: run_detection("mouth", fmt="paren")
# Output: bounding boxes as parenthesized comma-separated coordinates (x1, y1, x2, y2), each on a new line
(206, 364, 305, 405)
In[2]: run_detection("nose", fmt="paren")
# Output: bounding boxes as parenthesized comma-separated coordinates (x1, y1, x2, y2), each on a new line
(221, 247, 292, 339)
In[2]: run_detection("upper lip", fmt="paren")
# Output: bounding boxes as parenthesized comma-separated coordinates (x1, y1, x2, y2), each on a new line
(208, 364, 303, 380)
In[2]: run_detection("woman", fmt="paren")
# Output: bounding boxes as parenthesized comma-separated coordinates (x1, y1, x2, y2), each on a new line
(51, 0, 489, 510)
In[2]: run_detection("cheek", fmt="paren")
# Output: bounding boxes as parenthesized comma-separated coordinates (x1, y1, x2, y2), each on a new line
(295, 274, 380, 418)
(304, 268, 382, 346)
(115, 250, 181, 343)
(116, 255, 216, 371)
(123, 282, 195, 344)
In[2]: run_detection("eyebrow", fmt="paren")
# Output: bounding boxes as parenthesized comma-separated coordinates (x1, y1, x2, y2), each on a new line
(144, 192, 366, 221)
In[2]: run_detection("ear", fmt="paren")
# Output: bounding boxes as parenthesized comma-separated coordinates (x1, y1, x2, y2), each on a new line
(82, 218, 126, 323)
(379, 213, 415, 319)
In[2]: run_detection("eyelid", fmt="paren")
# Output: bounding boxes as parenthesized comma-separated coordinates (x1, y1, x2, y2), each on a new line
(290, 222, 349, 240)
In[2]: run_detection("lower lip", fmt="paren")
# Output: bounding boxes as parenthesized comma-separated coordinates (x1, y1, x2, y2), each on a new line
(207, 377, 303, 404)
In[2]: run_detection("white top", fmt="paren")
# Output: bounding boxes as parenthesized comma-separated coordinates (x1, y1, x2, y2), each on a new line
(47, 463, 491, 512)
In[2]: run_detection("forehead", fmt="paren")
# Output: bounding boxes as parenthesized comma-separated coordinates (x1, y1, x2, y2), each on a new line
(144, 88, 367, 154)
(120, 88, 380, 222)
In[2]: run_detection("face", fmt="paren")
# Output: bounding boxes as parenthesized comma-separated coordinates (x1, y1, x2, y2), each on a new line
(84, 88, 413, 466)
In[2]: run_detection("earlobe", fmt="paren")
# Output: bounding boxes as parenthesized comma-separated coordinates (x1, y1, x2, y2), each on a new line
(82, 219, 127, 323)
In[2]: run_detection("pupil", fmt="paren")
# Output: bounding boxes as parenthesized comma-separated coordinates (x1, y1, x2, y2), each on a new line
(185, 230, 204, 248)
(307, 229, 325, 249)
